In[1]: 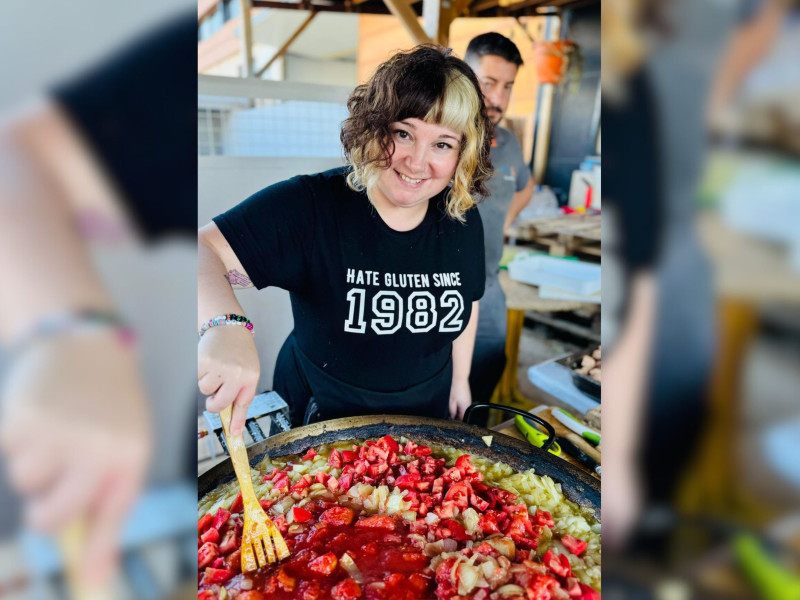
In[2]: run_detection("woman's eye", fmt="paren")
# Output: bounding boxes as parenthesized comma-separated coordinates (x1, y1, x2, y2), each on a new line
(436, 142, 453, 150)
(394, 130, 410, 139)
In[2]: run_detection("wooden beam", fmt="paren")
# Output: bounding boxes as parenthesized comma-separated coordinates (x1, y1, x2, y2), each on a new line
(255, 10, 318, 77)
(251, 0, 391, 12)
(382, 0, 432, 45)
(239, 0, 254, 77)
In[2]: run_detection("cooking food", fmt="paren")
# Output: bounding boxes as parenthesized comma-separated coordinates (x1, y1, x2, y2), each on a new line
(198, 435, 601, 600)
(574, 347, 601, 383)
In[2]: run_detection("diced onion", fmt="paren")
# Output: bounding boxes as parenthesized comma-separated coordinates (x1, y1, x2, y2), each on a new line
(240, 578, 253, 590)
(340, 553, 364, 584)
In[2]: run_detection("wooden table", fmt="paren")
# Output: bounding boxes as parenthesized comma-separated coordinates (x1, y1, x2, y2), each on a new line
(491, 270, 596, 417)
(506, 214, 601, 257)
(679, 213, 800, 520)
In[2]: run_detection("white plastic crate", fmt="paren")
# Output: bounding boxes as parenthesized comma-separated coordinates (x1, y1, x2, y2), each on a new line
(507, 255, 601, 295)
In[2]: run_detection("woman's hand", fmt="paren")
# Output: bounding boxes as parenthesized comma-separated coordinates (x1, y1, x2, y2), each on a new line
(198, 325, 260, 436)
(449, 378, 472, 421)
(0, 332, 150, 588)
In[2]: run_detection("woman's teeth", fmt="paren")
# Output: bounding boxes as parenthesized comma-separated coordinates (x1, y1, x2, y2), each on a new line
(399, 173, 422, 184)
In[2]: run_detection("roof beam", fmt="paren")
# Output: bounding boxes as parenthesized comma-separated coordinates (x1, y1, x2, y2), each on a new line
(240, 0, 255, 77)
(383, 0, 432, 45)
(251, 0, 391, 12)
(255, 10, 318, 77)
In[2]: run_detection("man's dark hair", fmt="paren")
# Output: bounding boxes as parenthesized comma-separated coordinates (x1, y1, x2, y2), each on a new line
(465, 32, 524, 67)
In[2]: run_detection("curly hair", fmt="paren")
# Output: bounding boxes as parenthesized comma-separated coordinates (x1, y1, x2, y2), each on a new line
(340, 45, 493, 222)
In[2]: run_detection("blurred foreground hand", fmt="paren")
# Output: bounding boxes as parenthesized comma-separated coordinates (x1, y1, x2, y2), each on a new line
(0, 330, 151, 589)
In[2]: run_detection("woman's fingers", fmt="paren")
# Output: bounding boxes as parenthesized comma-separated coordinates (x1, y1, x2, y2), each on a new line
(205, 381, 236, 414)
(197, 371, 222, 396)
(83, 468, 141, 586)
(230, 385, 256, 437)
(7, 444, 63, 495)
(26, 460, 101, 533)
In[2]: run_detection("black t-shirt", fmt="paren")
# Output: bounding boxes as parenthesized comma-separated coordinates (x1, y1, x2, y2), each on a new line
(52, 13, 197, 240)
(214, 167, 486, 393)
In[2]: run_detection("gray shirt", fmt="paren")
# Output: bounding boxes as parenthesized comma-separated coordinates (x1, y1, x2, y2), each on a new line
(476, 125, 530, 340)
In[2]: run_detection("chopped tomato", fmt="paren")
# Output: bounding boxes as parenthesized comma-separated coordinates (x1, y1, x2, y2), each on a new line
(292, 506, 313, 523)
(355, 515, 395, 530)
(320, 506, 355, 526)
(408, 573, 430, 594)
(404, 441, 418, 455)
(259, 498, 275, 511)
(395, 472, 421, 489)
(578, 583, 601, 600)
(198, 591, 217, 600)
(308, 552, 338, 576)
(533, 509, 555, 528)
(210, 557, 224, 569)
(315, 471, 330, 485)
(380, 435, 399, 453)
(443, 483, 470, 509)
(301, 447, 318, 460)
(229, 492, 243, 514)
(413, 445, 432, 457)
(218, 529, 238, 554)
(273, 514, 288, 535)
(299, 581, 321, 600)
(198, 542, 219, 569)
(561, 535, 588, 556)
(339, 472, 354, 490)
(223, 548, 241, 572)
(200, 528, 219, 545)
(327, 475, 340, 492)
(454, 455, 476, 475)
(238, 592, 265, 600)
(198, 513, 213, 534)
(543, 550, 573, 578)
(202, 567, 234, 585)
(329, 448, 343, 468)
(341, 450, 358, 463)
(478, 514, 501, 535)
(526, 573, 559, 600)
(469, 492, 490, 512)
(440, 519, 472, 542)
(331, 578, 362, 600)
(212, 507, 231, 531)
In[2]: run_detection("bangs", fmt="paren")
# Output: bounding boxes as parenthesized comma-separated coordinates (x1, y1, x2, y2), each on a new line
(426, 71, 480, 137)
(395, 70, 478, 138)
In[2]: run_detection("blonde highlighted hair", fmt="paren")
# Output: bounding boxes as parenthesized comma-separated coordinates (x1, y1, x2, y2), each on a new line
(341, 45, 493, 221)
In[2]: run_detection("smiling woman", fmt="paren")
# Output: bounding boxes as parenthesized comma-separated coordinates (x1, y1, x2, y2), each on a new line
(197, 44, 494, 434)
(342, 47, 492, 225)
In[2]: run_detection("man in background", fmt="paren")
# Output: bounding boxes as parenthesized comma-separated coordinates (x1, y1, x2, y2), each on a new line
(465, 33, 534, 406)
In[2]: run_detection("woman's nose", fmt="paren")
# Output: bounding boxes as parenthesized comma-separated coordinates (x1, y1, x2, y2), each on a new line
(404, 144, 427, 173)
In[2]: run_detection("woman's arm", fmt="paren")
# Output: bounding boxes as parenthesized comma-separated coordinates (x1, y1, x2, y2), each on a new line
(197, 222, 261, 435)
(450, 301, 479, 420)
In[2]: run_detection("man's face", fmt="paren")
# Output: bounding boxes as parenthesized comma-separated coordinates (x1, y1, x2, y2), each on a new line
(472, 54, 519, 125)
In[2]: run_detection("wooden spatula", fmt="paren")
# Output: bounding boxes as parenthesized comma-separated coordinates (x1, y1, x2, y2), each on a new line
(219, 405, 289, 571)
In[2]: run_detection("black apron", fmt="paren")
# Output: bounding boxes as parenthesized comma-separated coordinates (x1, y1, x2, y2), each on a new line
(274, 332, 452, 426)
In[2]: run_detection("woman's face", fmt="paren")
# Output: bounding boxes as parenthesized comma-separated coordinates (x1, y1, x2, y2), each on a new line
(371, 118, 462, 213)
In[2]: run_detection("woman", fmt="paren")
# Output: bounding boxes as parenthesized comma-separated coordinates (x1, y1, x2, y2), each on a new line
(198, 45, 493, 436)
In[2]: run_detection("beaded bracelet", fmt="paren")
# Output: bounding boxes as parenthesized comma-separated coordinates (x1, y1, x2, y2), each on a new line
(198, 314, 254, 339)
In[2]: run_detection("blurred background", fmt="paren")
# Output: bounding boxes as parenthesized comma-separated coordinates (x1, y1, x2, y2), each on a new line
(0, 1, 197, 598)
(602, 0, 800, 599)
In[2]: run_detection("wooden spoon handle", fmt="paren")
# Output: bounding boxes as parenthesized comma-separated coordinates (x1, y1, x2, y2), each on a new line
(59, 519, 114, 600)
(219, 405, 260, 506)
